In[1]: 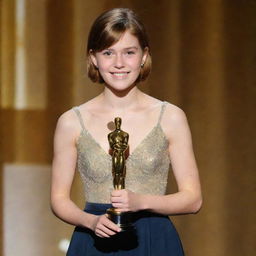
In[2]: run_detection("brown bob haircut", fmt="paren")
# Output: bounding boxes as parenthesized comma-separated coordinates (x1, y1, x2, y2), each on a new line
(87, 8, 152, 83)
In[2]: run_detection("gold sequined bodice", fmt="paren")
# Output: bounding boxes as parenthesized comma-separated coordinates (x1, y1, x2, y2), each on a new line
(73, 102, 170, 203)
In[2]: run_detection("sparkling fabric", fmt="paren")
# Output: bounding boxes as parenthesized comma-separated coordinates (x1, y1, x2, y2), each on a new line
(73, 102, 170, 203)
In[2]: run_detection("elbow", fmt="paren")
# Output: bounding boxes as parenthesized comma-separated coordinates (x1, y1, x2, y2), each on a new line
(50, 198, 59, 216)
(191, 196, 203, 214)
(50, 194, 65, 217)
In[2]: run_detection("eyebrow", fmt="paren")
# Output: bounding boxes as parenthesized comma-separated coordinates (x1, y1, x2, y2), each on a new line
(105, 46, 139, 51)
(124, 47, 139, 50)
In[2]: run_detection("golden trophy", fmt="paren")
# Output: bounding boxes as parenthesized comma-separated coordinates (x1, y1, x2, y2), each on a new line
(106, 117, 133, 230)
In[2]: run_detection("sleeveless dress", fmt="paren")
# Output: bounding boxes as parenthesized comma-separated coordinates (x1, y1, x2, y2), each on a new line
(67, 101, 184, 256)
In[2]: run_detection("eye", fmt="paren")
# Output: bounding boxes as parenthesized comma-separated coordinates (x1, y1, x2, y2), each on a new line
(103, 50, 112, 56)
(127, 51, 135, 55)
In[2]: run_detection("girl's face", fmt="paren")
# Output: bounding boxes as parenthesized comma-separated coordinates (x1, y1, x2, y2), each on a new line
(90, 31, 148, 91)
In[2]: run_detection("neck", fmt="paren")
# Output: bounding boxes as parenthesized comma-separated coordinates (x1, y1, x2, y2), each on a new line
(99, 85, 144, 111)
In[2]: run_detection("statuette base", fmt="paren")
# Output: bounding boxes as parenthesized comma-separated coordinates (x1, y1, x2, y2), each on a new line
(106, 208, 133, 231)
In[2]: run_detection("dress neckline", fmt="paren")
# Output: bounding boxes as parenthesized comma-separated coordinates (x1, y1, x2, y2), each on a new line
(77, 123, 167, 162)
(74, 101, 168, 161)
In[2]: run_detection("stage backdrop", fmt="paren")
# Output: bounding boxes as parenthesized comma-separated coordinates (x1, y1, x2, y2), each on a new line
(1, 0, 255, 255)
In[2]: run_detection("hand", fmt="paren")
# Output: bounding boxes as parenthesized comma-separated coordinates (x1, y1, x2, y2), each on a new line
(91, 214, 121, 238)
(111, 189, 144, 212)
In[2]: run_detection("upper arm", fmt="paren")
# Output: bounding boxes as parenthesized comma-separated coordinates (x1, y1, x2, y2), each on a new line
(51, 111, 80, 201)
(163, 105, 201, 195)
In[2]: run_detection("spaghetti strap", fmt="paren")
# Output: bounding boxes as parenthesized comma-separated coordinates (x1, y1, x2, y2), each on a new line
(157, 101, 167, 125)
(72, 106, 85, 130)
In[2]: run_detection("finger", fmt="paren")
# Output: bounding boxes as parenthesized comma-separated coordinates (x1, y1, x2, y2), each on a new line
(104, 216, 122, 232)
(111, 189, 124, 196)
(112, 203, 123, 208)
(111, 197, 122, 203)
(95, 216, 118, 237)
(95, 229, 110, 238)
(99, 224, 117, 236)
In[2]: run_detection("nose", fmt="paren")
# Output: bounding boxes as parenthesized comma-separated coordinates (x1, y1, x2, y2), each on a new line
(114, 53, 124, 69)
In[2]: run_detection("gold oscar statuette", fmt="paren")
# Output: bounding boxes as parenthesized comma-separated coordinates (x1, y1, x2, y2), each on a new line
(106, 117, 133, 230)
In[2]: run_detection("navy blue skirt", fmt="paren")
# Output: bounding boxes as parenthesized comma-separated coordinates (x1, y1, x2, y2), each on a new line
(67, 203, 184, 255)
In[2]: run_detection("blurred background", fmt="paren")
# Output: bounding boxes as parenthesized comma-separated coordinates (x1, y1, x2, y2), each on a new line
(1, 0, 256, 255)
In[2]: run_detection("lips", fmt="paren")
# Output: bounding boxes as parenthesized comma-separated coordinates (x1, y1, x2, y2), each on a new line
(110, 71, 130, 79)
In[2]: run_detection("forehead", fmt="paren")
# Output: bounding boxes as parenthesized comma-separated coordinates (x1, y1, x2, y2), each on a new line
(106, 31, 141, 50)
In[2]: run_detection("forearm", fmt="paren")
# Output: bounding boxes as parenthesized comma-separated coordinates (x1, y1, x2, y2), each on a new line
(141, 190, 202, 215)
(51, 197, 96, 230)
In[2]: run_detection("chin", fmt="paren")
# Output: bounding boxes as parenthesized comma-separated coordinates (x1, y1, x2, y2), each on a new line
(109, 84, 136, 93)
(105, 80, 138, 92)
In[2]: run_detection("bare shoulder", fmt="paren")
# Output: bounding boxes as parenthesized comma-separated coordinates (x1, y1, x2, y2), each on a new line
(55, 108, 81, 142)
(163, 102, 187, 124)
(161, 102, 190, 140)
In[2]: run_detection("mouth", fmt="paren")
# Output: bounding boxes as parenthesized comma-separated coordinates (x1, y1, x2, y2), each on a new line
(110, 72, 130, 78)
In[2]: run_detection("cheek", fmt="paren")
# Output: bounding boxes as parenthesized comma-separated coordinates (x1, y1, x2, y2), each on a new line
(94, 55, 110, 69)
(97, 60, 110, 71)
(128, 58, 142, 69)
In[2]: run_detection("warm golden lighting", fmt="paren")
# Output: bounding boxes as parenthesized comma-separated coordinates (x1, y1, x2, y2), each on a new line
(0, 1, 255, 256)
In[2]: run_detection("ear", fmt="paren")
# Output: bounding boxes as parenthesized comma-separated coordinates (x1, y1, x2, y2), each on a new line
(89, 50, 98, 68)
(142, 47, 149, 65)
